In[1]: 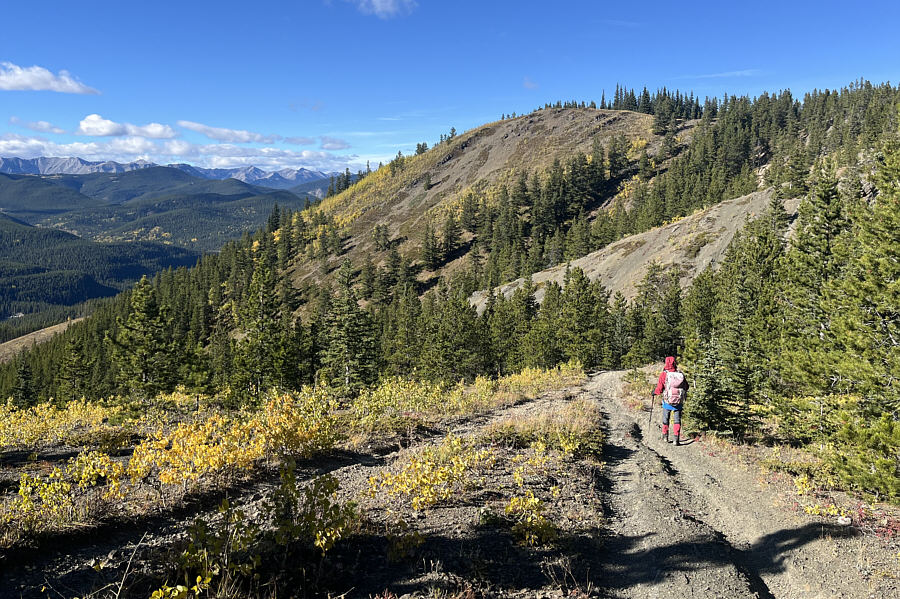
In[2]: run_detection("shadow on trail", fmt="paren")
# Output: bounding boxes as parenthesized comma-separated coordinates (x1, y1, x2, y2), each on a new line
(598, 522, 856, 598)
(0, 448, 390, 597)
(324, 523, 607, 598)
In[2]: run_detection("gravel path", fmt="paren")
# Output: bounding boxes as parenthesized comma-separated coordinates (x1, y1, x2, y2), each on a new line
(586, 371, 898, 599)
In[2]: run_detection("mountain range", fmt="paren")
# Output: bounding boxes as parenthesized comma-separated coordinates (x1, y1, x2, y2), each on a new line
(0, 157, 329, 190)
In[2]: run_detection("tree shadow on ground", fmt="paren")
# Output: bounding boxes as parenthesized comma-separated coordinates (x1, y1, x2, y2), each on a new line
(0, 449, 389, 597)
(596, 522, 856, 598)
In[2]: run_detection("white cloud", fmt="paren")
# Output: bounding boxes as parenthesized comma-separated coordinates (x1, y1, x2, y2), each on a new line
(320, 136, 351, 150)
(0, 62, 99, 94)
(77, 114, 176, 138)
(163, 139, 194, 155)
(9, 116, 66, 134)
(523, 76, 539, 90)
(177, 120, 281, 144)
(107, 136, 158, 155)
(0, 133, 358, 172)
(348, 0, 417, 19)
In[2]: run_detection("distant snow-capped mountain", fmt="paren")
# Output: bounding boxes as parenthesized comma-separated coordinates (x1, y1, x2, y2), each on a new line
(167, 164, 328, 189)
(0, 157, 329, 190)
(0, 156, 156, 175)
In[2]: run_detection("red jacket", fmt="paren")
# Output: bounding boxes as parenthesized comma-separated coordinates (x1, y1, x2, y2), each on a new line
(653, 356, 678, 396)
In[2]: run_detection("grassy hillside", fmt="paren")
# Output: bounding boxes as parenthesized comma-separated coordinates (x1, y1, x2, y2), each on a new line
(289, 107, 659, 285)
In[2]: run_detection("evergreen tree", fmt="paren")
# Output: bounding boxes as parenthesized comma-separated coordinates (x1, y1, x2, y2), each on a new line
(321, 260, 377, 394)
(776, 164, 845, 391)
(12, 358, 35, 408)
(56, 335, 92, 403)
(825, 139, 900, 412)
(441, 213, 461, 261)
(232, 262, 282, 403)
(417, 285, 487, 382)
(422, 221, 440, 270)
(684, 341, 733, 431)
(110, 276, 177, 402)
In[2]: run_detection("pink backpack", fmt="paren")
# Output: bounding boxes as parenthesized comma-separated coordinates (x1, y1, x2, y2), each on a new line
(664, 370, 685, 406)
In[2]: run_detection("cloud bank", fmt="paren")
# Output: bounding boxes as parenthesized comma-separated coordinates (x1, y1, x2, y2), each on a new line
(0, 132, 358, 172)
(177, 120, 281, 144)
(0, 62, 99, 94)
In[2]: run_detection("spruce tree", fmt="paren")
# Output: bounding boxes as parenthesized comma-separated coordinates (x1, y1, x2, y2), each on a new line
(110, 276, 177, 402)
(776, 165, 844, 391)
(825, 139, 900, 413)
(422, 221, 440, 270)
(441, 214, 461, 261)
(57, 336, 92, 403)
(684, 341, 733, 432)
(232, 263, 282, 403)
(12, 358, 35, 408)
(322, 260, 377, 394)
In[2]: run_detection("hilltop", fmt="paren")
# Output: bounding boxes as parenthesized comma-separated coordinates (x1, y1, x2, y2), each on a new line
(289, 107, 662, 285)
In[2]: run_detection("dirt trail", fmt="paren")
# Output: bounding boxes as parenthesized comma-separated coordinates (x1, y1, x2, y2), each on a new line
(586, 371, 896, 599)
(2, 371, 896, 598)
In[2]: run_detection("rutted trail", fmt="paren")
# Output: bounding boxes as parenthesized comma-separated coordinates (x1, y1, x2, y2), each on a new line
(586, 371, 894, 599)
(2, 371, 897, 598)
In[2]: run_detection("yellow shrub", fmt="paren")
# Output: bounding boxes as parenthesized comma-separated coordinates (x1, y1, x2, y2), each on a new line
(0, 399, 119, 451)
(259, 388, 339, 457)
(369, 434, 495, 511)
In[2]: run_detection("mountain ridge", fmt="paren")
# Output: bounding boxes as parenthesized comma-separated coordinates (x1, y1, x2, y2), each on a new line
(0, 157, 329, 189)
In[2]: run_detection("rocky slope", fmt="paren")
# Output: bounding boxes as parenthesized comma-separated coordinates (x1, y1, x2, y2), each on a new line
(471, 189, 799, 310)
(290, 107, 659, 285)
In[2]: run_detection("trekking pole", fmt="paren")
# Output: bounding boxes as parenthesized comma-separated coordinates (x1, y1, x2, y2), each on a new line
(647, 391, 654, 431)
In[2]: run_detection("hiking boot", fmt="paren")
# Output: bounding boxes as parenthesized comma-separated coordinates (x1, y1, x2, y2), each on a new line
(662, 432, 669, 443)
(674, 435, 681, 446)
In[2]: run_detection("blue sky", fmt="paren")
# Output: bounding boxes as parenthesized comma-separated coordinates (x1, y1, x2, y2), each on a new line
(1, 0, 898, 172)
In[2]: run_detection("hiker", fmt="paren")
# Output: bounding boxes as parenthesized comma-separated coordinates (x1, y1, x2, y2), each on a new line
(653, 356, 687, 446)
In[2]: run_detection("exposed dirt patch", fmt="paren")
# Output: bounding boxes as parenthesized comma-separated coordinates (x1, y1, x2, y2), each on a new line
(471, 189, 796, 310)
(0, 318, 83, 364)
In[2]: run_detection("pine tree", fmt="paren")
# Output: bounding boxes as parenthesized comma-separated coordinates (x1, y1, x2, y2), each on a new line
(488, 293, 518, 375)
(57, 336, 92, 403)
(825, 139, 900, 413)
(776, 164, 845, 391)
(232, 262, 282, 403)
(417, 285, 488, 382)
(422, 221, 440, 270)
(110, 276, 177, 402)
(441, 213, 461, 261)
(12, 358, 35, 408)
(558, 267, 608, 368)
(321, 260, 377, 394)
(381, 284, 421, 375)
(360, 257, 376, 299)
(680, 268, 717, 366)
(684, 341, 733, 431)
